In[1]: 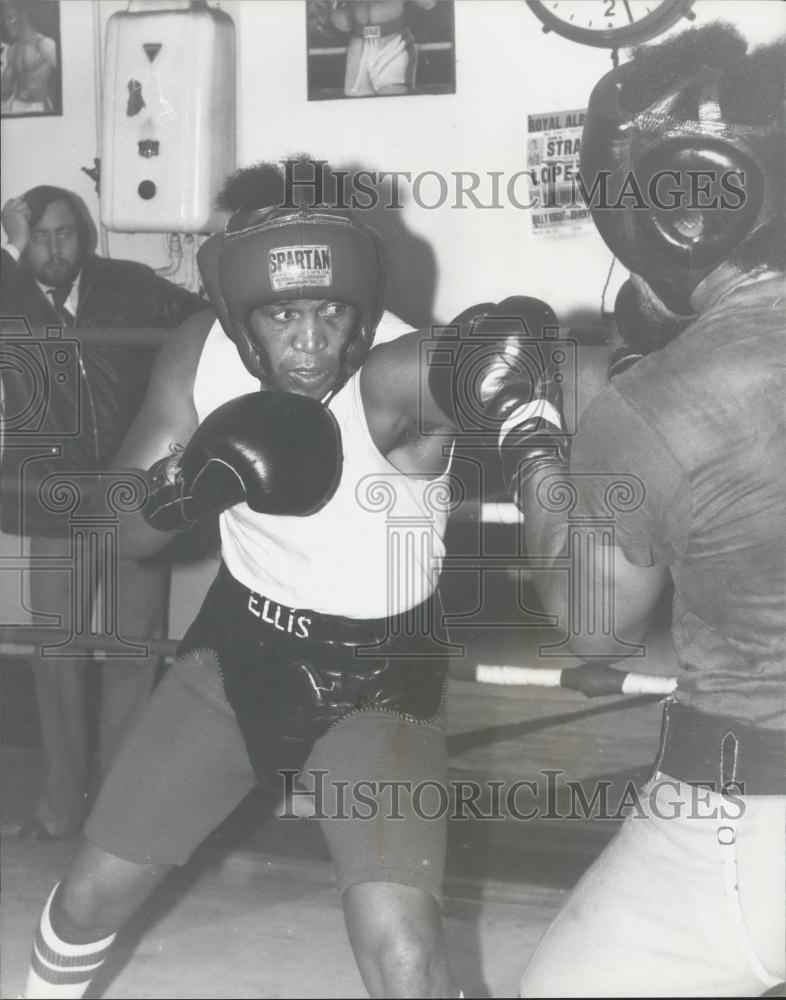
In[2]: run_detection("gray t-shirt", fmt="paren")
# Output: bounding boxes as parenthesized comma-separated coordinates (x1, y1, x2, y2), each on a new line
(571, 272, 786, 730)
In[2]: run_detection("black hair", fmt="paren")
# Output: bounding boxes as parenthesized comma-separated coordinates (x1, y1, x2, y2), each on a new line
(216, 161, 288, 212)
(216, 156, 346, 213)
(1, 1, 47, 44)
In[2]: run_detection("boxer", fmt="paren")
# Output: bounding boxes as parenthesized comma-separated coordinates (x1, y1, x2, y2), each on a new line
(20, 163, 558, 998)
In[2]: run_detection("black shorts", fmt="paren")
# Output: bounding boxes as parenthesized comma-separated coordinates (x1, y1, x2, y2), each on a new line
(85, 567, 451, 900)
(176, 564, 450, 786)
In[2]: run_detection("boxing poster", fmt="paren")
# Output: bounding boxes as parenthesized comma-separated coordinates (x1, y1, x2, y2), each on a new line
(306, 0, 456, 101)
(526, 107, 592, 236)
(0, 0, 62, 118)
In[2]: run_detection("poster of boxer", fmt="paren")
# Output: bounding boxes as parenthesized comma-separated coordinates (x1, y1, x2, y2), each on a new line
(0, 0, 62, 118)
(306, 0, 456, 100)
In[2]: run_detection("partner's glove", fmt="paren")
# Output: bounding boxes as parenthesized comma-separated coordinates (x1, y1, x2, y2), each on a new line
(429, 296, 568, 508)
(142, 391, 343, 531)
(608, 277, 694, 379)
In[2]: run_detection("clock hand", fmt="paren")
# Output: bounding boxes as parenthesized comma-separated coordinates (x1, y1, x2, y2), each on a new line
(623, 0, 634, 23)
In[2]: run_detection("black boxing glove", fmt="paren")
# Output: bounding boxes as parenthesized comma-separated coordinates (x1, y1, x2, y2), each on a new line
(142, 391, 343, 532)
(609, 277, 694, 379)
(607, 342, 646, 379)
(429, 297, 569, 508)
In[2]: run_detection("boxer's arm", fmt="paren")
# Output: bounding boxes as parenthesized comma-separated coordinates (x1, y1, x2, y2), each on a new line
(519, 389, 672, 659)
(109, 310, 214, 557)
(520, 467, 667, 657)
(361, 297, 561, 457)
(360, 329, 455, 455)
(0, 58, 15, 101)
(329, 2, 353, 33)
(38, 35, 57, 71)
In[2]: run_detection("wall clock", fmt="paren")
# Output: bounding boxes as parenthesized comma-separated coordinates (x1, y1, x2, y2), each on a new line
(526, 1, 696, 48)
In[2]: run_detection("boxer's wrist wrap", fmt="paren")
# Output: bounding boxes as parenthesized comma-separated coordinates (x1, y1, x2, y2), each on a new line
(141, 454, 197, 533)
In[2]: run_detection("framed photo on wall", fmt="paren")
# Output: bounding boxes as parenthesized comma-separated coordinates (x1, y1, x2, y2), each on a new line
(306, 0, 456, 101)
(1, 0, 63, 118)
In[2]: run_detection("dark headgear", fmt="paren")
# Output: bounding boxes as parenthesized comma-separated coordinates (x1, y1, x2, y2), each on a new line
(580, 62, 782, 284)
(197, 205, 386, 386)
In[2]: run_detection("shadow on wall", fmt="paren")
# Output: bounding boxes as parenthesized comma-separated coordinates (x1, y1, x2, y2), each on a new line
(337, 160, 438, 330)
(281, 159, 620, 336)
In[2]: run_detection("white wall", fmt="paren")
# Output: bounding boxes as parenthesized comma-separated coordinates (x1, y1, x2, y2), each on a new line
(230, 0, 785, 325)
(3, 1, 784, 319)
(0, 0, 190, 270)
(232, 0, 624, 325)
(1, 0, 100, 222)
(2, 0, 784, 635)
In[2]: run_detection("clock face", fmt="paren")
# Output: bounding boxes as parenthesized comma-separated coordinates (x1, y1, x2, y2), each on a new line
(527, 0, 695, 47)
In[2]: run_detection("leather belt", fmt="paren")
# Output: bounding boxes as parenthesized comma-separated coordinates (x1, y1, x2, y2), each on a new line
(217, 563, 438, 648)
(354, 15, 406, 39)
(654, 699, 786, 795)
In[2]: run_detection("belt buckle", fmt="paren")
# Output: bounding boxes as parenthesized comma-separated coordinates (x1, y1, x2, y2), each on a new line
(363, 25, 382, 39)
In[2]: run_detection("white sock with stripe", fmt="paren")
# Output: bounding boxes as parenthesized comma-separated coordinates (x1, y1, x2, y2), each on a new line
(24, 884, 116, 999)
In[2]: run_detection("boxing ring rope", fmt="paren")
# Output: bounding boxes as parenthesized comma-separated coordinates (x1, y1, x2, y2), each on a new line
(0, 321, 174, 345)
(307, 41, 454, 57)
(2, 322, 676, 698)
(0, 628, 676, 699)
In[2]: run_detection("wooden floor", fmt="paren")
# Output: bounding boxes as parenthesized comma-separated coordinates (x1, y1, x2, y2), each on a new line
(0, 622, 678, 998)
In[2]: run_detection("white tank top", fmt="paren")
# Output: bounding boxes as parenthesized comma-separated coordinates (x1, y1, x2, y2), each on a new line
(193, 314, 452, 619)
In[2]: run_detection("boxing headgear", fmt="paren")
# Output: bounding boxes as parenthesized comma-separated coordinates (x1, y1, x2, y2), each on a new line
(197, 205, 386, 388)
(580, 62, 782, 288)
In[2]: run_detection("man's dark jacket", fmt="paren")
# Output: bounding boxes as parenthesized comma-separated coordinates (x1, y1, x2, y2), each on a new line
(1, 249, 208, 535)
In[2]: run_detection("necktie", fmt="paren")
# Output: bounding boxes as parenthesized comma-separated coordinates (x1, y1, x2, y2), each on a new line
(47, 285, 75, 327)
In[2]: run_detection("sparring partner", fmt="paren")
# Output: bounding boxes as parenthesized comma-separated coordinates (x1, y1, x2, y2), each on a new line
(462, 25, 782, 997)
(16, 165, 559, 996)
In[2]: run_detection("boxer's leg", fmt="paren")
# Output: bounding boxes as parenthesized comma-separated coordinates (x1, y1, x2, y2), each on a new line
(97, 555, 169, 779)
(307, 710, 457, 997)
(23, 649, 257, 999)
(24, 848, 172, 1000)
(372, 32, 416, 96)
(344, 36, 376, 97)
(343, 882, 453, 998)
